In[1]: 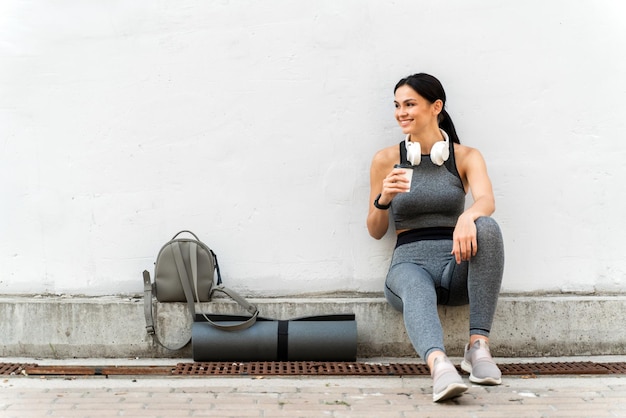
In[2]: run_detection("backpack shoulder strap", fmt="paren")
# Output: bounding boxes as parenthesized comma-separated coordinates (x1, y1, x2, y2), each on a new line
(142, 270, 155, 336)
(171, 241, 197, 318)
(142, 270, 190, 350)
(200, 285, 259, 331)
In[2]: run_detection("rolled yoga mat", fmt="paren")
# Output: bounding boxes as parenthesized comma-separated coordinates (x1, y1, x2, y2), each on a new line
(192, 314, 357, 362)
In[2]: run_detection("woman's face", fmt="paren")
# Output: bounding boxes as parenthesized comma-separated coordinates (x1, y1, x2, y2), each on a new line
(394, 85, 440, 135)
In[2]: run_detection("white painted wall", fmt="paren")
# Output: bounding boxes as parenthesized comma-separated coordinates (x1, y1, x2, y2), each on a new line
(1, 0, 625, 296)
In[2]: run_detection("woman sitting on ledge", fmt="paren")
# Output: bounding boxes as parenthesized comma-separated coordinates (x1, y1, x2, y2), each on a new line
(366, 73, 505, 402)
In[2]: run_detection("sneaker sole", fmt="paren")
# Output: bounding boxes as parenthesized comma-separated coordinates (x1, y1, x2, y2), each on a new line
(460, 359, 502, 385)
(433, 382, 468, 402)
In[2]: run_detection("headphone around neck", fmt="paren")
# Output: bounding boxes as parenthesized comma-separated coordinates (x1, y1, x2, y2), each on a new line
(405, 129, 450, 166)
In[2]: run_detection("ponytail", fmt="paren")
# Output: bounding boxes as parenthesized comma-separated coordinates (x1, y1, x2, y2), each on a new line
(438, 109, 460, 144)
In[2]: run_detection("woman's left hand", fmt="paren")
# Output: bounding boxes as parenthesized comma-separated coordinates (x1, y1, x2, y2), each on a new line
(451, 214, 477, 264)
(451, 146, 496, 264)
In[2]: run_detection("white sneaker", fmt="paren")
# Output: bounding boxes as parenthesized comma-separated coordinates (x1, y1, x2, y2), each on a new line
(461, 340, 502, 385)
(431, 356, 468, 402)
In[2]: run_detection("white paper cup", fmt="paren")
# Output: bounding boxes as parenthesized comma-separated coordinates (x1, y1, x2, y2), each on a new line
(394, 164, 413, 192)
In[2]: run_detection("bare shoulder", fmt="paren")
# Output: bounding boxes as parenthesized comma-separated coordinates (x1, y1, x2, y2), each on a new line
(453, 143, 489, 185)
(453, 143, 486, 167)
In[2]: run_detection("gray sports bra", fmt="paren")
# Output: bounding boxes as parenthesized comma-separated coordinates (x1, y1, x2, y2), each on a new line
(391, 138, 465, 231)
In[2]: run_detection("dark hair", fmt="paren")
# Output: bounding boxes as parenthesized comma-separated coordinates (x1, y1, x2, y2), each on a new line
(394, 73, 460, 144)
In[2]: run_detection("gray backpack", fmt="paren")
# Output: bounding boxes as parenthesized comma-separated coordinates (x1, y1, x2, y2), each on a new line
(142, 230, 258, 350)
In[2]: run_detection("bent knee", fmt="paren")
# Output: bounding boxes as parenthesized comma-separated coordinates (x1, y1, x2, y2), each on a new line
(475, 216, 503, 242)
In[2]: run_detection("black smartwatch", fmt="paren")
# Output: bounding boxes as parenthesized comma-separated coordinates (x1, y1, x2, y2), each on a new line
(373, 193, 391, 210)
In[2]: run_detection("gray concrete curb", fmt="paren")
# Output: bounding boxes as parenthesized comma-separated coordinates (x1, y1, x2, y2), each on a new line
(1, 294, 625, 359)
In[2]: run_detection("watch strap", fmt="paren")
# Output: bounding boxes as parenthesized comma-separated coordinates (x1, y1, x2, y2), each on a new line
(374, 193, 391, 210)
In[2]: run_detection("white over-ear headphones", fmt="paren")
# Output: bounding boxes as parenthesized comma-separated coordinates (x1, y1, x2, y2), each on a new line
(405, 129, 450, 166)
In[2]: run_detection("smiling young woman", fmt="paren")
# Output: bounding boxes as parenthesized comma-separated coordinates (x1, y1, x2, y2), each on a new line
(367, 73, 505, 402)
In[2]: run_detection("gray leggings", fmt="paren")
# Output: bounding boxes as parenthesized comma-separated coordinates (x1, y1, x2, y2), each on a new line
(384, 216, 504, 361)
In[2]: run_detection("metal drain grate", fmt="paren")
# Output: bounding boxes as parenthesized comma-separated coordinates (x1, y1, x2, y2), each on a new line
(0, 363, 35, 376)
(2, 361, 626, 377)
(499, 361, 612, 376)
(173, 361, 626, 377)
(14, 365, 174, 376)
(172, 362, 431, 376)
(599, 363, 626, 374)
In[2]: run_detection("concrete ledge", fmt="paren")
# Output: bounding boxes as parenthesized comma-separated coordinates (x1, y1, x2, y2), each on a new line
(1, 294, 625, 359)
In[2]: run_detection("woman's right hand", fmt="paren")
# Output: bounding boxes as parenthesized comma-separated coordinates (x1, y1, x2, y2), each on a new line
(378, 167, 411, 205)
(367, 148, 409, 240)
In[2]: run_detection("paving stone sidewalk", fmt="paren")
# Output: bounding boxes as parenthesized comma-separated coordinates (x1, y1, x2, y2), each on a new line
(2, 373, 626, 418)
(3, 357, 626, 417)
